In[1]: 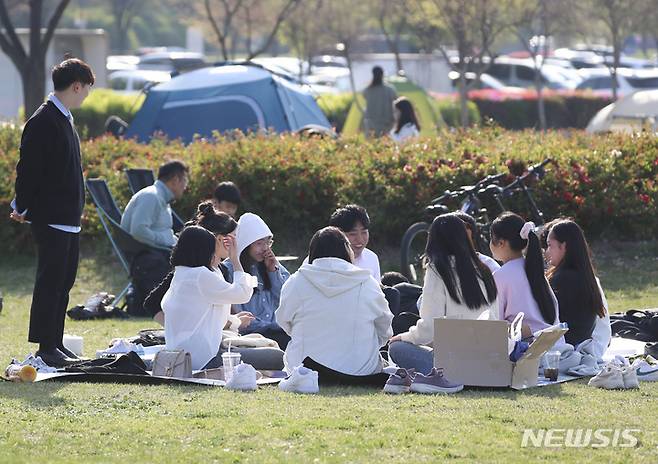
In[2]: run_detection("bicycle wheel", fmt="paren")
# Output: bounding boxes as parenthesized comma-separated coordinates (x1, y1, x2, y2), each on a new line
(400, 222, 430, 284)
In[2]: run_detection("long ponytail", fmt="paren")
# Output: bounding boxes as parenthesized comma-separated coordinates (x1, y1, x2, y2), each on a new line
(491, 212, 556, 324)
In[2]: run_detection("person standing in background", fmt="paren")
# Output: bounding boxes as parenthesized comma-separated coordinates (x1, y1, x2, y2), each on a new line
(362, 66, 397, 137)
(11, 58, 95, 367)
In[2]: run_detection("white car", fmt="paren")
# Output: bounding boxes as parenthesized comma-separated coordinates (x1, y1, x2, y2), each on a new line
(486, 57, 580, 89)
(108, 70, 171, 94)
(576, 68, 658, 98)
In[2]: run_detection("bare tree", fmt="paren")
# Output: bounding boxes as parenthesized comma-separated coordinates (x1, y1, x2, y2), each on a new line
(0, 0, 70, 121)
(279, 0, 326, 79)
(512, 0, 572, 131)
(110, 0, 143, 53)
(589, 0, 646, 101)
(378, 0, 411, 74)
(418, 0, 510, 127)
(204, 0, 300, 61)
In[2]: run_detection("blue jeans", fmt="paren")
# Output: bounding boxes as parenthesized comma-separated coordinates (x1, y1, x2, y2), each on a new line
(388, 341, 434, 375)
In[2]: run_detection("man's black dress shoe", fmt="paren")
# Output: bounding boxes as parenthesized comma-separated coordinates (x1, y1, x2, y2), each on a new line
(35, 348, 79, 368)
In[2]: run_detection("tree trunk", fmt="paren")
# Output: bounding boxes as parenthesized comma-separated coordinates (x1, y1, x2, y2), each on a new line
(458, 68, 469, 128)
(22, 59, 46, 120)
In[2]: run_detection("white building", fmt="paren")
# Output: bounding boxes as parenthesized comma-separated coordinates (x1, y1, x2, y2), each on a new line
(0, 28, 108, 120)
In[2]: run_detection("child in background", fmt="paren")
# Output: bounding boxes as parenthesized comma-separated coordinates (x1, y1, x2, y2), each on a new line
(212, 181, 241, 217)
(490, 212, 559, 335)
(390, 97, 420, 144)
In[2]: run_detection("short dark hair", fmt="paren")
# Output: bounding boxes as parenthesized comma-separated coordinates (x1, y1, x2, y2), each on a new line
(170, 226, 216, 270)
(188, 201, 237, 236)
(213, 181, 241, 205)
(158, 160, 188, 181)
(52, 58, 95, 91)
(328, 204, 370, 232)
(308, 227, 352, 264)
(381, 271, 409, 286)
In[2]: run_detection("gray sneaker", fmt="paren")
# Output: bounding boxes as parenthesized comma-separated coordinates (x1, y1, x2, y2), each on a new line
(410, 368, 463, 394)
(383, 368, 415, 394)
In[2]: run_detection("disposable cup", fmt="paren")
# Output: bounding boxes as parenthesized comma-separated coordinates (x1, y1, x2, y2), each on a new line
(221, 352, 241, 382)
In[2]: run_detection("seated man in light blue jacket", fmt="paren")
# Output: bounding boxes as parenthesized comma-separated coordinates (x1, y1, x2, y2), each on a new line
(120, 160, 189, 320)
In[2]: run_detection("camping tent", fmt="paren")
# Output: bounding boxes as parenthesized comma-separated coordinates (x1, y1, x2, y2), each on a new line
(342, 76, 446, 137)
(586, 90, 658, 134)
(125, 65, 331, 143)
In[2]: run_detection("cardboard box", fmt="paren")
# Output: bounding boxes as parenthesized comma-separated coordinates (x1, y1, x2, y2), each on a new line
(434, 319, 568, 390)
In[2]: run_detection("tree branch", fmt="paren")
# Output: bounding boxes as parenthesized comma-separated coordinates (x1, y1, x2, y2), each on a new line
(40, 0, 70, 56)
(246, 0, 300, 60)
(0, 0, 26, 60)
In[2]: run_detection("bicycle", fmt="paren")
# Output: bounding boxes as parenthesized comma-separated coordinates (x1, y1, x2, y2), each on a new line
(399, 159, 552, 283)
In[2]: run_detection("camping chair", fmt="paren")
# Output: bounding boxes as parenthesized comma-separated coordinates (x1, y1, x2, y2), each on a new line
(85, 178, 170, 308)
(124, 168, 185, 232)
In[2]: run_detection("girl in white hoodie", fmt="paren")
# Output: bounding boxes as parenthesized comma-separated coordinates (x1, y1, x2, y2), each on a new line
(275, 227, 393, 375)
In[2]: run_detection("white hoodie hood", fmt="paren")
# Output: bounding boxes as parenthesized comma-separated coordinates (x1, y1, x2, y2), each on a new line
(298, 257, 372, 298)
(236, 213, 273, 257)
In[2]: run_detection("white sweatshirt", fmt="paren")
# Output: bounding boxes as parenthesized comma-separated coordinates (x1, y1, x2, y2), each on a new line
(400, 265, 497, 347)
(162, 266, 255, 370)
(275, 257, 393, 375)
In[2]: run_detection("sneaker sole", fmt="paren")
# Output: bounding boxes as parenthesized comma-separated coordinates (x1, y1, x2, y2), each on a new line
(637, 369, 658, 382)
(383, 384, 411, 394)
(410, 383, 463, 394)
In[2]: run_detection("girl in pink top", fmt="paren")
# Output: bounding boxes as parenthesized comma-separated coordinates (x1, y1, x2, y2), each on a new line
(489, 212, 559, 335)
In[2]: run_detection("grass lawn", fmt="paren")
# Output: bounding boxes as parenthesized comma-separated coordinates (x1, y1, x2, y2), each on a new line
(1, 241, 657, 463)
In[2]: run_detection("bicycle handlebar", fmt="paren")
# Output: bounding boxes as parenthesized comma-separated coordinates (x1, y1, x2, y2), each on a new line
(501, 158, 552, 194)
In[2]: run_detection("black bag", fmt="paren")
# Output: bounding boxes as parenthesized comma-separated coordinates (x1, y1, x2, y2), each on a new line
(128, 250, 171, 317)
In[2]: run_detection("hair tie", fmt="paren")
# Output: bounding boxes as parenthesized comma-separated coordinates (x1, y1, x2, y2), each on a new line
(519, 221, 536, 240)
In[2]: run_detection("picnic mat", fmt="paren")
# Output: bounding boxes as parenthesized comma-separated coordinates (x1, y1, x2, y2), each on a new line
(34, 371, 282, 387)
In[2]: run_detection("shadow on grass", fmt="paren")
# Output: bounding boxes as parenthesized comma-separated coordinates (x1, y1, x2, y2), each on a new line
(0, 380, 67, 408)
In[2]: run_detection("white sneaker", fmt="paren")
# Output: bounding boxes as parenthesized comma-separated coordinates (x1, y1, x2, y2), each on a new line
(588, 364, 625, 389)
(633, 359, 658, 382)
(279, 366, 319, 394)
(19, 354, 57, 373)
(225, 363, 258, 391)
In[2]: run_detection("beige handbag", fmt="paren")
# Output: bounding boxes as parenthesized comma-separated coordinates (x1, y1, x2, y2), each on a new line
(152, 350, 192, 378)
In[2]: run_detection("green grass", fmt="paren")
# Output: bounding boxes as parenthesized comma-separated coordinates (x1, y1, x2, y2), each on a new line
(1, 241, 657, 463)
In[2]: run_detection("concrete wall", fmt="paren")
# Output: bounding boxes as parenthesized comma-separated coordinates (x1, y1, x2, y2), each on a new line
(0, 28, 108, 120)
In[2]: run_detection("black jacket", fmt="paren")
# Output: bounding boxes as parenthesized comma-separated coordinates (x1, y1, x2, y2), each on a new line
(14, 100, 85, 226)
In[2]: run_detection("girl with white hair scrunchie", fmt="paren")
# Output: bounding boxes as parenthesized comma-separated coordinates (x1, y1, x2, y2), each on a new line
(489, 212, 561, 337)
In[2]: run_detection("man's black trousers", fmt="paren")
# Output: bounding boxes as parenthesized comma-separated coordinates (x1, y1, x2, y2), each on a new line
(28, 224, 79, 347)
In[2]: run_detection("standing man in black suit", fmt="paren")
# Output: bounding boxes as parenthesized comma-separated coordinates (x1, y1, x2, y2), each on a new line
(11, 58, 95, 367)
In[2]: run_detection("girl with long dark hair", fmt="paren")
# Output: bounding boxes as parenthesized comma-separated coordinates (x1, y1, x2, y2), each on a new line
(490, 212, 559, 335)
(389, 214, 498, 374)
(161, 225, 254, 370)
(544, 219, 608, 347)
(390, 97, 420, 143)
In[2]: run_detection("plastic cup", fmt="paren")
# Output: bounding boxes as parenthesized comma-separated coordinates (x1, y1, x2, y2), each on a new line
(221, 352, 241, 382)
(544, 350, 560, 381)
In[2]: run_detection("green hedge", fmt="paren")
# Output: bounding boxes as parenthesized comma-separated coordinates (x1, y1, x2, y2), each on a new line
(1, 126, 656, 253)
(435, 99, 481, 127)
(71, 89, 144, 139)
(316, 93, 353, 132)
(470, 93, 612, 130)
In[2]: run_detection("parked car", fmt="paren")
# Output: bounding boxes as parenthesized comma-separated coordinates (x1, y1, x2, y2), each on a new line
(486, 57, 580, 89)
(576, 68, 658, 97)
(108, 70, 171, 94)
(137, 51, 207, 73)
(448, 71, 524, 91)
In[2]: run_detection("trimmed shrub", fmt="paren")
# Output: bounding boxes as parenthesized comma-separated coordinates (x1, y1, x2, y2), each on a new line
(316, 93, 353, 132)
(1, 126, 656, 253)
(435, 98, 481, 127)
(71, 89, 144, 139)
(468, 91, 612, 130)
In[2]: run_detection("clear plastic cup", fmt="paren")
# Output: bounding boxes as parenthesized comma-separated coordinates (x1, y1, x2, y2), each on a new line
(221, 352, 241, 382)
(544, 350, 560, 381)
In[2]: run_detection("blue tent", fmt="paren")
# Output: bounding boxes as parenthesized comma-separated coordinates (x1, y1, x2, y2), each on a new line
(125, 65, 331, 143)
